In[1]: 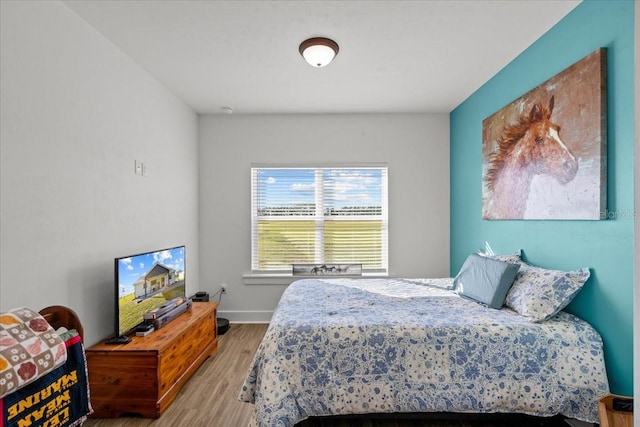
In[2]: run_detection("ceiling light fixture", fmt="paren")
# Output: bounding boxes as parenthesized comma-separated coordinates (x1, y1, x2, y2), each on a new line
(299, 37, 339, 68)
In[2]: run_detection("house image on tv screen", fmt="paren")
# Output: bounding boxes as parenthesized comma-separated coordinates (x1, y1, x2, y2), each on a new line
(133, 263, 184, 299)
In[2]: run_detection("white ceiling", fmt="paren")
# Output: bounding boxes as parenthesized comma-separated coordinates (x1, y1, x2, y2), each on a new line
(63, 0, 580, 115)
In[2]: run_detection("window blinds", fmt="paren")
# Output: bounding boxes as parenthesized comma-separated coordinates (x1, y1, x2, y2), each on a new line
(251, 166, 388, 274)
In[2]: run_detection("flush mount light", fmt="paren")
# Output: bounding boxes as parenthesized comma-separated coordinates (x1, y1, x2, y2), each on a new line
(299, 37, 339, 68)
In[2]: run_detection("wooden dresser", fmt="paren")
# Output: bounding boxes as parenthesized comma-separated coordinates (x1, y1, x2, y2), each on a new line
(85, 302, 218, 418)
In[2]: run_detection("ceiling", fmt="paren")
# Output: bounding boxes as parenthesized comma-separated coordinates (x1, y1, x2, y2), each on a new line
(63, 0, 580, 115)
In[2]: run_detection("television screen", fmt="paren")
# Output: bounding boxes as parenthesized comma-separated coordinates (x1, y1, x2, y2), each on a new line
(114, 245, 186, 337)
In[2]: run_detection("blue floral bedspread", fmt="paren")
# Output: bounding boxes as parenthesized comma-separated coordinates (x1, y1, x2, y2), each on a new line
(239, 278, 609, 426)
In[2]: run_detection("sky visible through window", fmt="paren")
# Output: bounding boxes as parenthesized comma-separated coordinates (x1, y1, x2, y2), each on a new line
(257, 168, 383, 209)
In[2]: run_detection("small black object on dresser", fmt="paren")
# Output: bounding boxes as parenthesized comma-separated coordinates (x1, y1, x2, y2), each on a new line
(612, 396, 633, 412)
(191, 291, 209, 302)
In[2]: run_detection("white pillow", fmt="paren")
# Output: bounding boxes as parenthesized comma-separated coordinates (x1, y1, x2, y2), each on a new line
(478, 250, 522, 264)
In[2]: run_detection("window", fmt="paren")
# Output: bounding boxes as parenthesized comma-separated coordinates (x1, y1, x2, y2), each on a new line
(251, 165, 388, 275)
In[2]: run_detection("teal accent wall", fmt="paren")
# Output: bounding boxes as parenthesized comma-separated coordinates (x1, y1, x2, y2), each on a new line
(450, 0, 634, 395)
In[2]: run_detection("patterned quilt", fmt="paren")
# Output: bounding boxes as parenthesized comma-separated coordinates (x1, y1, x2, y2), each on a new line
(0, 308, 67, 398)
(239, 278, 609, 426)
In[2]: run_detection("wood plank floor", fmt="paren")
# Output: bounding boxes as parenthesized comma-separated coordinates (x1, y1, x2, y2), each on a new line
(83, 324, 569, 427)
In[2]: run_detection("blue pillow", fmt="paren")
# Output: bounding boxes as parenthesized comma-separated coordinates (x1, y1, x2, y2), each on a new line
(454, 254, 520, 309)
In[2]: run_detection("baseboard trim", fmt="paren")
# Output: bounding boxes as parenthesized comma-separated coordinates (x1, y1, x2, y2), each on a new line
(217, 310, 272, 323)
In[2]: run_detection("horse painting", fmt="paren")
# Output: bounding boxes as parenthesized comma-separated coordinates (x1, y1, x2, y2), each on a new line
(483, 96, 578, 219)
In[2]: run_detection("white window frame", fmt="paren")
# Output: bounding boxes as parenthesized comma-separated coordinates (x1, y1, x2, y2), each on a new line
(250, 164, 388, 275)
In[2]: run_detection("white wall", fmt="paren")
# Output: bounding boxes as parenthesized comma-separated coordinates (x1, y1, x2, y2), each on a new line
(0, 1, 199, 346)
(199, 114, 450, 322)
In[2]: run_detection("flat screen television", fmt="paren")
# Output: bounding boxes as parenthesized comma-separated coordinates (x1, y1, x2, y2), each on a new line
(108, 245, 186, 344)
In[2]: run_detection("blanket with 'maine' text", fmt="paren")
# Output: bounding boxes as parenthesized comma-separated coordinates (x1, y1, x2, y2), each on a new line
(0, 331, 92, 427)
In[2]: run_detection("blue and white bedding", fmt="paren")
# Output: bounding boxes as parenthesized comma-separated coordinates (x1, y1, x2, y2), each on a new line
(239, 278, 609, 426)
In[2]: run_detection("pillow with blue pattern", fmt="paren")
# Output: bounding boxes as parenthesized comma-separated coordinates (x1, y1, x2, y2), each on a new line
(504, 262, 590, 322)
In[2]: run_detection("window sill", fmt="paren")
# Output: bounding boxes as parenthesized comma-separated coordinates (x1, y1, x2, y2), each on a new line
(242, 272, 388, 286)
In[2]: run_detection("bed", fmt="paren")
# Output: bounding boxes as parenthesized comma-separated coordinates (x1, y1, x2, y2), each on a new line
(239, 274, 610, 426)
(1, 305, 92, 427)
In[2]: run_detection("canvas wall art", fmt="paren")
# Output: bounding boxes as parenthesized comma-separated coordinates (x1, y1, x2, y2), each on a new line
(482, 48, 606, 220)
